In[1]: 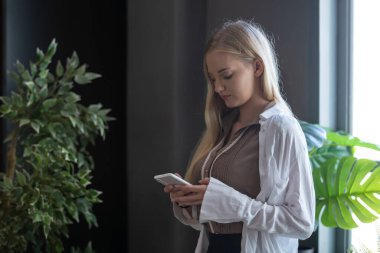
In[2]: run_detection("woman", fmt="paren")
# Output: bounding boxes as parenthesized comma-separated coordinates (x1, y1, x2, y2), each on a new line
(163, 20, 315, 253)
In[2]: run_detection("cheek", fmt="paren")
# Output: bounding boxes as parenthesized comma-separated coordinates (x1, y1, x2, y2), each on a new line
(235, 76, 254, 97)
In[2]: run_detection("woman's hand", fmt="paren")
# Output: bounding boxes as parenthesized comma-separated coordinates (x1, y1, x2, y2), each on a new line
(165, 177, 210, 206)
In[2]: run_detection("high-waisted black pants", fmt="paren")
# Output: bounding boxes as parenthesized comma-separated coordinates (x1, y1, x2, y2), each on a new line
(207, 233, 242, 253)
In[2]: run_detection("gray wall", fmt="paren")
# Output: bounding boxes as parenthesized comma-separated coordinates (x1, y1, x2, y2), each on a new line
(127, 0, 319, 252)
(127, 1, 205, 252)
(206, 0, 320, 122)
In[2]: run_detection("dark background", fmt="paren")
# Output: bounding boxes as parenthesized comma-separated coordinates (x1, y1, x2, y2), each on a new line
(2, 0, 127, 252)
(1, 0, 322, 252)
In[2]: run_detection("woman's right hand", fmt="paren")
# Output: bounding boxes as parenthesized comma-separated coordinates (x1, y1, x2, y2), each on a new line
(163, 174, 189, 204)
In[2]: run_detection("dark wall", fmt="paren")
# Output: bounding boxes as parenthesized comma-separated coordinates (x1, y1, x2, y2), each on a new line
(206, 0, 320, 122)
(127, 1, 205, 252)
(128, 0, 319, 252)
(4, 1, 126, 252)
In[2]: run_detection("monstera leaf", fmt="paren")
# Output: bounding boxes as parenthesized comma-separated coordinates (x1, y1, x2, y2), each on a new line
(314, 156, 380, 229)
(327, 131, 380, 151)
(299, 120, 327, 152)
(300, 120, 380, 230)
(309, 143, 352, 170)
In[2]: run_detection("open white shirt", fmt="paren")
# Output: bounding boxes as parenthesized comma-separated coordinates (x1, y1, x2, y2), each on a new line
(173, 103, 315, 253)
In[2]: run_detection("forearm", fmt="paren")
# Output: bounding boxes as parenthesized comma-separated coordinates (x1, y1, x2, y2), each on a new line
(199, 177, 314, 239)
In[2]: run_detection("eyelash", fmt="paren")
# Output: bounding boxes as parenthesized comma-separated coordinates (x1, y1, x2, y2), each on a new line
(209, 74, 233, 84)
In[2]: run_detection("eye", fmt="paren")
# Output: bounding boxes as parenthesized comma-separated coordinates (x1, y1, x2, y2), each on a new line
(223, 74, 233, 80)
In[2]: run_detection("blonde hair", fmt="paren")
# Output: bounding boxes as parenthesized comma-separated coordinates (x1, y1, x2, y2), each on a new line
(185, 20, 292, 181)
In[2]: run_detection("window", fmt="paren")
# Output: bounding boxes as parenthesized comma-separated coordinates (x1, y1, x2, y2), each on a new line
(351, 0, 380, 251)
(351, 0, 380, 162)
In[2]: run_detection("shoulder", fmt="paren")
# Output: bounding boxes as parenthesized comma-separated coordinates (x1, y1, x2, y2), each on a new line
(264, 114, 301, 135)
(262, 114, 308, 156)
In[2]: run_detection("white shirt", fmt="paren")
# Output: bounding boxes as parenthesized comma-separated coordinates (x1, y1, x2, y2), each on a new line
(173, 103, 315, 253)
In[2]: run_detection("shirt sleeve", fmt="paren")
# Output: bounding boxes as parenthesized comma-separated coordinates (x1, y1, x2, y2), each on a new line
(199, 116, 315, 240)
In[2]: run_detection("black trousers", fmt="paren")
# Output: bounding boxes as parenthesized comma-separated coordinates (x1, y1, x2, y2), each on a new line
(207, 233, 242, 253)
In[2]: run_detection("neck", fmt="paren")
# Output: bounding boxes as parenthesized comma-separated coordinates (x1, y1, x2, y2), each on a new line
(238, 93, 271, 127)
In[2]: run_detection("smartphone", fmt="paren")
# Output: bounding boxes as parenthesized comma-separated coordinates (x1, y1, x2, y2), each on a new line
(154, 173, 191, 186)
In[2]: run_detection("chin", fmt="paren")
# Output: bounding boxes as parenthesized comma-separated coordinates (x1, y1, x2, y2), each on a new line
(224, 103, 239, 109)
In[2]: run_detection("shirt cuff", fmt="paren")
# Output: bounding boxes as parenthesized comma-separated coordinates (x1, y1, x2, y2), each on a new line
(199, 177, 250, 224)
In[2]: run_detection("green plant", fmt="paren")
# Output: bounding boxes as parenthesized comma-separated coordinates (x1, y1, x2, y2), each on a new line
(300, 121, 380, 230)
(0, 39, 112, 252)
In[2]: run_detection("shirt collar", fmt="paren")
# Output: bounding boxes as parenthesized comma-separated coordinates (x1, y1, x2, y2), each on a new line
(221, 101, 285, 132)
(259, 101, 284, 121)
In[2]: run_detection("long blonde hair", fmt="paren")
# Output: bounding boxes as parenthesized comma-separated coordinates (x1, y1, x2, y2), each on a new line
(185, 20, 292, 181)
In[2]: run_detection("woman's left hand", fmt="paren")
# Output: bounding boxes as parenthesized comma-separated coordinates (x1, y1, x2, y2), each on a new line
(172, 178, 210, 206)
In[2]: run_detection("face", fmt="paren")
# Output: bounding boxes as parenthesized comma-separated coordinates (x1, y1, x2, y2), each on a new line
(205, 50, 262, 109)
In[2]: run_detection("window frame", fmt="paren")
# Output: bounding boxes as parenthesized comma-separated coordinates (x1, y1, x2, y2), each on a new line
(336, 0, 353, 252)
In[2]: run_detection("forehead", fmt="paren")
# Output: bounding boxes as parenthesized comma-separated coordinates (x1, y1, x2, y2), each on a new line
(205, 50, 246, 74)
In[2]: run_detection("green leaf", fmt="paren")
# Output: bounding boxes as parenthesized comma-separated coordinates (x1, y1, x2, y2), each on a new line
(35, 77, 47, 87)
(43, 98, 58, 110)
(46, 38, 57, 59)
(36, 48, 44, 61)
(30, 61, 37, 76)
(316, 156, 380, 229)
(31, 122, 40, 133)
(327, 131, 380, 152)
(66, 92, 81, 103)
(23, 81, 35, 91)
(39, 69, 49, 79)
(30, 190, 40, 205)
(299, 120, 327, 151)
(84, 72, 101, 81)
(74, 72, 101, 85)
(16, 60, 26, 73)
(76, 64, 87, 75)
(15, 170, 27, 186)
(19, 119, 31, 127)
(56, 60, 64, 77)
(47, 72, 55, 83)
(27, 93, 35, 107)
(40, 85, 48, 99)
(74, 75, 90, 85)
(67, 51, 80, 71)
(9, 71, 21, 84)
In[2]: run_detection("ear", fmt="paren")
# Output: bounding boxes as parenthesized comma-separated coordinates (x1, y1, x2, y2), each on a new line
(253, 59, 264, 77)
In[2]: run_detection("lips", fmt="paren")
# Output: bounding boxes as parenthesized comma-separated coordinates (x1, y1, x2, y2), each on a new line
(221, 95, 231, 100)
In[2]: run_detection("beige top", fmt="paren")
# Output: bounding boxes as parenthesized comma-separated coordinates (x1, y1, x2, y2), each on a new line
(191, 109, 261, 234)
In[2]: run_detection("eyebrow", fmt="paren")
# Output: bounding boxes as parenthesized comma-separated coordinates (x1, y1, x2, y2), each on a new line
(208, 68, 230, 78)
(217, 68, 229, 73)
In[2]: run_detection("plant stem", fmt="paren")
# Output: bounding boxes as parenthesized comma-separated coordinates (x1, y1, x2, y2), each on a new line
(5, 128, 19, 180)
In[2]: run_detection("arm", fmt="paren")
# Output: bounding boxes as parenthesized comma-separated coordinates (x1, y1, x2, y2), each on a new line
(199, 118, 315, 239)
(200, 153, 314, 239)
(165, 178, 210, 230)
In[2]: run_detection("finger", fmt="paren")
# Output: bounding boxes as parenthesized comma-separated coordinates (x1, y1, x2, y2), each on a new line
(198, 178, 210, 185)
(174, 192, 204, 206)
(171, 190, 187, 198)
(176, 184, 206, 193)
(174, 173, 183, 178)
(164, 185, 174, 193)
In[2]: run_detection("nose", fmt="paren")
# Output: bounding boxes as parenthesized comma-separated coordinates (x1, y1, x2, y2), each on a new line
(213, 81, 225, 93)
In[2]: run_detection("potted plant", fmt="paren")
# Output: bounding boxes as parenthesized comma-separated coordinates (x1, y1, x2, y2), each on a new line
(300, 120, 380, 230)
(0, 40, 112, 253)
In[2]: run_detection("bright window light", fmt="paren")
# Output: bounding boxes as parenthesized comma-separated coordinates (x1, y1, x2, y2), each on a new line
(352, 0, 380, 161)
(351, 0, 380, 252)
